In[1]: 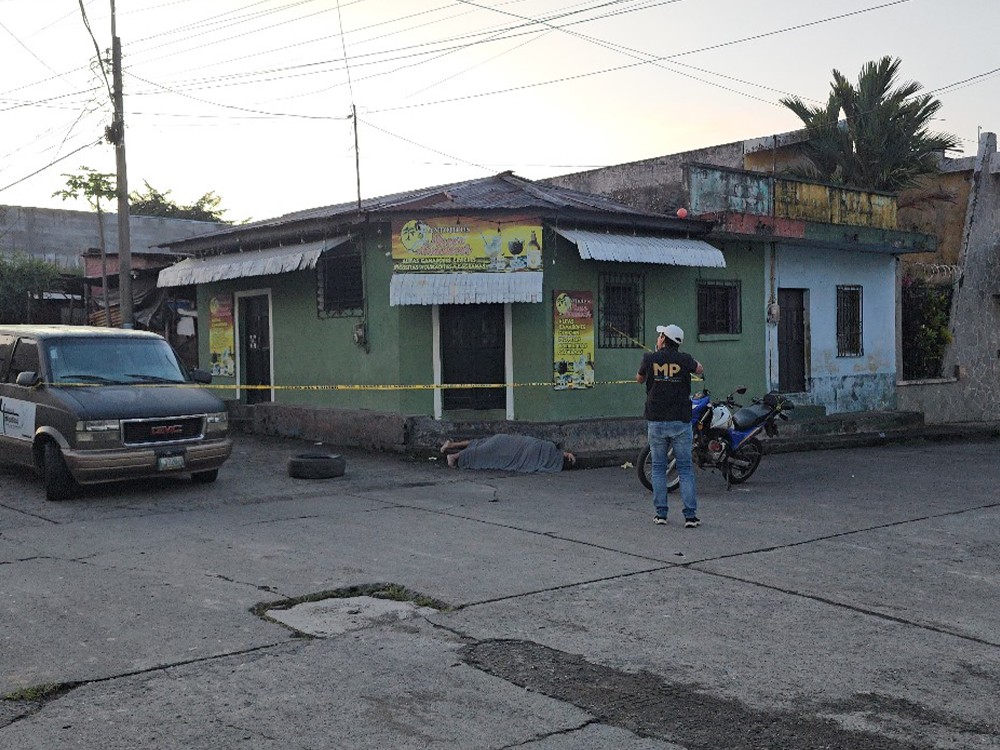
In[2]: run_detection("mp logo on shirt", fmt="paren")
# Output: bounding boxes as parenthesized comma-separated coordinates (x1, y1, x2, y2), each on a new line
(652, 362, 682, 378)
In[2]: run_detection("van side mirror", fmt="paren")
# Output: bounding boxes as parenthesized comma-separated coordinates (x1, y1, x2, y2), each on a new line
(190, 368, 212, 384)
(15, 371, 41, 387)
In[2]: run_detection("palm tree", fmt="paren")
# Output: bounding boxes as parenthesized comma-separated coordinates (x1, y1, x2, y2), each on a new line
(780, 57, 960, 192)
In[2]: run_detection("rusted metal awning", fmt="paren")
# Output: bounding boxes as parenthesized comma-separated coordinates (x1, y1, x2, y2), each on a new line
(389, 272, 543, 306)
(553, 228, 725, 267)
(157, 237, 350, 287)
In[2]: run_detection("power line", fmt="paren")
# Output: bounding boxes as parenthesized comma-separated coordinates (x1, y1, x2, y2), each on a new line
(124, 71, 351, 121)
(0, 137, 104, 195)
(357, 117, 490, 173)
(76, 0, 113, 103)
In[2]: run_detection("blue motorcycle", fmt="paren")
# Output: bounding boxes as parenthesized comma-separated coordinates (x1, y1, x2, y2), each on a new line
(638, 385, 794, 491)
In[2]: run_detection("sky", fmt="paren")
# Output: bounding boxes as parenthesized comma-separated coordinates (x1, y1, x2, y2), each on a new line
(1, 0, 998, 223)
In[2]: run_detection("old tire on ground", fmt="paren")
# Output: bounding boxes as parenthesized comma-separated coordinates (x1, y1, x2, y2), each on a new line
(288, 453, 346, 479)
(43, 441, 79, 501)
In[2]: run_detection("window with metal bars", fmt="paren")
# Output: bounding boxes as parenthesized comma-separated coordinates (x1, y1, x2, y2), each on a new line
(598, 272, 644, 348)
(317, 244, 364, 317)
(836, 285, 863, 357)
(697, 280, 741, 335)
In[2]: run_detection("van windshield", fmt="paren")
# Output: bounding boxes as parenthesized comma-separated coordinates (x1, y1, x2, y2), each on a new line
(46, 338, 189, 385)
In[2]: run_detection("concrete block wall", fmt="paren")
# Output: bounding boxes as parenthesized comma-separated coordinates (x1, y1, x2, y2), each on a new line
(542, 142, 744, 214)
(0, 205, 226, 270)
(898, 133, 1000, 423)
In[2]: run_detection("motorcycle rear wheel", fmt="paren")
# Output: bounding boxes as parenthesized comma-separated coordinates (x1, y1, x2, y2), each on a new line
(637, 445, 680, 492)
(726, 438, 763, 484)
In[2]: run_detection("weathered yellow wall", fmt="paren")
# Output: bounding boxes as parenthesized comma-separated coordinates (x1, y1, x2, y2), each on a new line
(897, 172, 970, 267)
(774, 180, 896, 228)
(743, 145, 808, 173)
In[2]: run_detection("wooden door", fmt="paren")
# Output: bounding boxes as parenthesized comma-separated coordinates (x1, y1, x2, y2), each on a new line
(440, 304, 505, 411)
(778, 288, 806, 393)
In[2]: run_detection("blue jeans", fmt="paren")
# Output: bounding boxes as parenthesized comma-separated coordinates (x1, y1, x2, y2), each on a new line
(647, 420, 697, 520)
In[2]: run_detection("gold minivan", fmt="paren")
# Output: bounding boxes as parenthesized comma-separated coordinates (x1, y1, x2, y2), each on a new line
(0, 325, 232, 501)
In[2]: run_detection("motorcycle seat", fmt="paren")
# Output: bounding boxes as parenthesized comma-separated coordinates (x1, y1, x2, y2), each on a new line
(732, 403, 773, 431)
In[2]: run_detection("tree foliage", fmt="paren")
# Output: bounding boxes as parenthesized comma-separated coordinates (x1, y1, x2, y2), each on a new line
(53, 166, 116, 209)
(901, 277, 953, 380)
(0, 254, 61, 324)
(780, 57, 960, 192)
(129, 182, 230, 223)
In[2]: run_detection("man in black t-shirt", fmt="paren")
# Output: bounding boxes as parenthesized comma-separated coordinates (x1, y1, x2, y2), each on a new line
(637, 324, 704, 527)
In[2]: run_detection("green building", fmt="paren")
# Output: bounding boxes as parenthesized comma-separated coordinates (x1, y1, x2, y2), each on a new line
(157, 173, 762, 449)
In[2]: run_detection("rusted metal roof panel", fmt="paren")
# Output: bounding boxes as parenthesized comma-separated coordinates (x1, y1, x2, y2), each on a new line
(389, 272, 543, 306)
(553, 228, 725, 267)
(157, 237, 348, 287)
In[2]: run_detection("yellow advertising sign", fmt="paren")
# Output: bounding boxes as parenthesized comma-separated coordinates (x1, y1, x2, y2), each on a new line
(392, 216, 543, 273)
(553, 290, 595, 390)
(208, 294, 235, 377)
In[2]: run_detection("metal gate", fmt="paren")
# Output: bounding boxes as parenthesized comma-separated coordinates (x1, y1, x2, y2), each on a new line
(440, 304, 505, 411)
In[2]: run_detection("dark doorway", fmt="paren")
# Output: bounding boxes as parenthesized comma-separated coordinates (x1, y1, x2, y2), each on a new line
(240, 294, 271, 404)
(777, 288, 806, 393)
(440, 303, 505, 411)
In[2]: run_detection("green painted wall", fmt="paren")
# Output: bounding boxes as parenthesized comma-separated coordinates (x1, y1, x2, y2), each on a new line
(508, 232, 767, 421)
(196, 226, 767, 421)
(196, 224, 435, 414)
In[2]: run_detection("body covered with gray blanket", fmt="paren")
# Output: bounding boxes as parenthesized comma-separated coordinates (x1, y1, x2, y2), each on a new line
(456, 434, 566, 473)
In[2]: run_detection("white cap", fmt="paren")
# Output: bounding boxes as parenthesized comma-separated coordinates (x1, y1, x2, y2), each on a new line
(655, 324, 684, 345)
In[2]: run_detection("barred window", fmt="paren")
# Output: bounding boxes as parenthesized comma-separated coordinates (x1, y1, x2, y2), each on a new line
(317, 244, 364, 317)
(697, 280, 741, 335)
(599, 272, 644, 348)
(836, 285, 863, 357)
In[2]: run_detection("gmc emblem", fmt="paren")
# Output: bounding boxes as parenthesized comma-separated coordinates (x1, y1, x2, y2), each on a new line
(150, 424, 184, 437)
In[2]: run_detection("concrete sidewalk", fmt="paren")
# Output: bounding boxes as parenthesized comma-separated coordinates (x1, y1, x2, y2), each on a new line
(233, 401, 1000, 468)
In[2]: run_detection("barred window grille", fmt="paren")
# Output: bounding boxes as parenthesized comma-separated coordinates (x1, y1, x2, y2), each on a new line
(697, 280, 742, 334)
(317, 244, 364, 317)
(836, 285, 863, 357)
(599, 272, 644, 348)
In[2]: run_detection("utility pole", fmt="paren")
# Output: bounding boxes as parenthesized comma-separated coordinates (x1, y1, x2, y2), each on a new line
(109, 0, 132, 327)
(352, 104, 361, 212)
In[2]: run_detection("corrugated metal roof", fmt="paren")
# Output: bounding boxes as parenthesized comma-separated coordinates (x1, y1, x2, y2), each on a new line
(389, 272, 543, 306)
(552, 228, 726, 267)
(156, 237, 349, 287)
(160, 173, 696, 250)
(278, 173, 662, 221)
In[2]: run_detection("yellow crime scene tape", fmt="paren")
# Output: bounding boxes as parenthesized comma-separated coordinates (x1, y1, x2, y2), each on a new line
(45, 380, 640, 390)
(44, 374, 703, 391)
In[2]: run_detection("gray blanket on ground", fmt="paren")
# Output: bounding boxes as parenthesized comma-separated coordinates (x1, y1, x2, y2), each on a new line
(457, 434, 564, 473)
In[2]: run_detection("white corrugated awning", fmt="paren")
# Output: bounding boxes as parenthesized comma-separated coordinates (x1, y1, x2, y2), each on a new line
(157, 237, 350, 287)
(390, 272, 543, 306)
(553, 228, 725, 267)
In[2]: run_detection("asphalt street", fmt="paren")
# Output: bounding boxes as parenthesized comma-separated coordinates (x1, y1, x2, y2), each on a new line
(1, 433, 998, 749)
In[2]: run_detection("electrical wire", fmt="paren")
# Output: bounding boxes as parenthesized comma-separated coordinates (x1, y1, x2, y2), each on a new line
(124, 71, 351, 121)
(0, 138, 104, 195)
(76, 0, 113, 103)
(357, 117, 490, 173)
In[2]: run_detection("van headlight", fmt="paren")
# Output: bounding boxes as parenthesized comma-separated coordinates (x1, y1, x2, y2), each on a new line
(76, 419, 121, 442)
(205, 412, 228, 434)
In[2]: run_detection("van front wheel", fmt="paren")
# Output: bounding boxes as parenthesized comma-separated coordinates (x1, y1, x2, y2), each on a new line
(43, 442, 78, 501)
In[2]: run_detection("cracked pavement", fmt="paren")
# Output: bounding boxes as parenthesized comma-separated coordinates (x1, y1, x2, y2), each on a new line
(1, 433, 998, 749)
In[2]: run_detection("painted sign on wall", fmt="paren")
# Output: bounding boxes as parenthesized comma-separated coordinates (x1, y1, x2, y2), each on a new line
(553, 290, 595, 390)
(392, 216, 543, 273)
(208, 293, 235, 377)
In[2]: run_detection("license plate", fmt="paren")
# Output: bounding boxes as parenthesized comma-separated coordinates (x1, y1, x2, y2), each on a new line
(157, 455, 185, 471)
